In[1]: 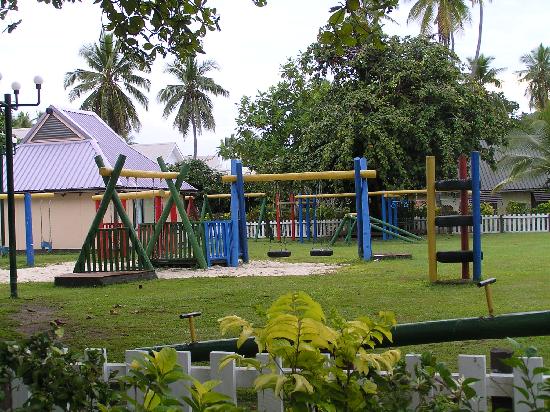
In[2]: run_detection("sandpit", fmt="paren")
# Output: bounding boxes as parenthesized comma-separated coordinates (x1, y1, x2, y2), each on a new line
(0, 260, 343, 284)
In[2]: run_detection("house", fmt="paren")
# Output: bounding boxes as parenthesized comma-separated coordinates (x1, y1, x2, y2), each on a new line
(133, 142, 185, 166)
(3, 106, 196, 250)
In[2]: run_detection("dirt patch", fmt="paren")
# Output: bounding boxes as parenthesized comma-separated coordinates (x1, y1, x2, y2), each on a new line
(11, 304, 59, 336)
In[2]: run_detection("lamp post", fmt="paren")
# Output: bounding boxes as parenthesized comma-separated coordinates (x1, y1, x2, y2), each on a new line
(0, 73, 43, 298)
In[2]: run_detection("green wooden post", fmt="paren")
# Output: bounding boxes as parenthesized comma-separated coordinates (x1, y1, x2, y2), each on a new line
(255, 197, 267, 241)
(158, 158, 207, 269)
(200, 195, 209, 221)
(345, 217, 356, 244)
(371, 222, 415, 243)
(329, 215, 348, 246)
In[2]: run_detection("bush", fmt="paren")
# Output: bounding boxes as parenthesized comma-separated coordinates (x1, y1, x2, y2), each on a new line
(480, 202, 495, 216)
(505, 201, 529, 214)
(532, 200, 550, 214)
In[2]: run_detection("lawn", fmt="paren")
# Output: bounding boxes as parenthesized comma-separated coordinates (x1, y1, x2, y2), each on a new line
(0, 232, 548, 368)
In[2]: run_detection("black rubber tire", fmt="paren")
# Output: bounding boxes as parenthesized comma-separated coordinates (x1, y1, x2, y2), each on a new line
(310, 248, 334, 257)
(267, 250, 292, 258)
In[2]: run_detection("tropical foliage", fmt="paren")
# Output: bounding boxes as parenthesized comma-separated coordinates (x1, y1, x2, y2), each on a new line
(517, 44, 550, 111)
(64, 32, 150, 140)
(220, 36, 517, 191)
(158, 58, 228, 159)
(11, 111, 33, 128)
(468, 54, 504, 87)
(405, 0, 470, 50)
(495, 106, 550, 190)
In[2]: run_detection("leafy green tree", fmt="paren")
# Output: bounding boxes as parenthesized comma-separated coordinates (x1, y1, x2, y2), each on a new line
(158, 58, 228, 159)
(405, 0, 471, 50)
(64, 32, 150, 140)
(495, 106, 550, 190)
(221, 36, 518, 191)
(12, 111, 32, 128)
(468, 54, 504, 87)
(2, 1, 395, 65)
(170, 158, 225, 195)
(517, 44, 550, 111)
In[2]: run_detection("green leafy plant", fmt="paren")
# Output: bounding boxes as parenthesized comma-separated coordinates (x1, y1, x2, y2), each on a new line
(532, 201, 550, 214)
(480, 202, 495, 215)
(219, 291, 401, 411)
(505, 201, 529, 214)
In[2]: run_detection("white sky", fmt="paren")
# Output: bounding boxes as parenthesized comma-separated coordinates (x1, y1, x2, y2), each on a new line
(0, 0, 548, 157)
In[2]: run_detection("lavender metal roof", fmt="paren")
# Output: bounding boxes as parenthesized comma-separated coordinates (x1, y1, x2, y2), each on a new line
(9, 106, 196, 193)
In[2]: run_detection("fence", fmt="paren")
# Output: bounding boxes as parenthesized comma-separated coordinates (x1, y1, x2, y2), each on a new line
(6, 350, 548, 412)
(247, 219, 342, 239)
(411, 214, 550, 235)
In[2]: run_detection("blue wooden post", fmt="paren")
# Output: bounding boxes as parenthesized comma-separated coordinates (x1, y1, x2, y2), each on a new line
(305, 198, 311, 241)
(24, 193, 34, 267)
(229, 160, 240, 267)
(360, 158, 372, 260)
(313, 198, 318, 242)
(381, 196, 387, 241)
(235, 161, 249, 263)
(392, 198, 398, 239)
(298, 195, 303, 243)
(354, 158, 364, 258)
(471, 151, 482, 281)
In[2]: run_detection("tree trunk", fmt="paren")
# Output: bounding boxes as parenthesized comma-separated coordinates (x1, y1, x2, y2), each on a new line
(192, 119, 198, 160)
(475, 1, 484, 61)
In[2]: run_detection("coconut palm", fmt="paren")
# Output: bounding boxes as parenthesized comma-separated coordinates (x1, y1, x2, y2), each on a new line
(467, 54, 504, 87)
(470, 0, 492, 61)
(517, 44, 550, 111)
(64, 32, 150, 140)
(158, 57, 229, 159)
(495, 106, 550, 190)
(406, 0, 471, 50)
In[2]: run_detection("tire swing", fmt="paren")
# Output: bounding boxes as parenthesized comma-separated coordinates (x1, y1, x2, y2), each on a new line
(267, 189, 291, 258)
(309, 183, 333, 257)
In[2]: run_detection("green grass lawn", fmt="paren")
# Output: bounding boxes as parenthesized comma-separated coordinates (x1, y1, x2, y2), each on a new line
(0, 233, 548, 368)
(0, 251, 79, 269)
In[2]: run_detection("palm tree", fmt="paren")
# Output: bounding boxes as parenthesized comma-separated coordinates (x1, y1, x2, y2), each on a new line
(517, 44, 550, 111)
(158, 57, 229, 159)
(495, 107, 550, 190)
(64, 32, 150, 140)
(406, 0, 471, 50)
(470, 0, 492, 61)
(467, 54, 504, 87)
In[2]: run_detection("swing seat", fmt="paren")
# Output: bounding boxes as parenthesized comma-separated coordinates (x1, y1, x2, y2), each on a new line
(267, 250, 291, 258)
(310, 248, 333, 257)
(41, 241, 52, 252)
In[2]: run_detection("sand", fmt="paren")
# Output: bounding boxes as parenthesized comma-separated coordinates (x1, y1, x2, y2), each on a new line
(0, 260, 343, 283)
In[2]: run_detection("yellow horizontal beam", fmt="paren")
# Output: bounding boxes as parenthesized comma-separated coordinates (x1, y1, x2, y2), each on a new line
(206, 192, 266, 199)
(0, 193, 55, 200)
(92, 190, 194, 201)
(295, 193, 356, 199)
(99, 167, 180, 179)
(222, 170, 377, 183)
(370, 189, 428, 197)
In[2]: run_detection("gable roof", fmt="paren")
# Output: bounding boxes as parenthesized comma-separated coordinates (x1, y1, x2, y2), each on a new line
(10, 106, 196, 193)
(133, 142, 184, 165)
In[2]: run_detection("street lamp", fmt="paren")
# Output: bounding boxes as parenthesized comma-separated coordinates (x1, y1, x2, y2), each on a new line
(0, 74, 43, 298)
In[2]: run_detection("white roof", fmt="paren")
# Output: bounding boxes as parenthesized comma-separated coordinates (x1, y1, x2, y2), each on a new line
(133, 142, 184, 164)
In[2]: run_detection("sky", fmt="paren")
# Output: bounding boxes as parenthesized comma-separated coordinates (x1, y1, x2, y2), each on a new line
(0, 0, 548, 158)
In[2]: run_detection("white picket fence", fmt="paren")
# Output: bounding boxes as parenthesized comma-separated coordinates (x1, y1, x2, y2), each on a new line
(246, 219, 342, 239)
(412, 214, 550, 234)
(6, 350, 549, 411)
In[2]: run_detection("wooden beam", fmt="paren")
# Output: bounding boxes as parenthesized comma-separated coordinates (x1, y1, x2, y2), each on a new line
(222, 170, 376, 183)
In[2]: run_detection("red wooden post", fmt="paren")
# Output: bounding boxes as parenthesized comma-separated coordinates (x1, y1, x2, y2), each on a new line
(170, 203, 177, 222)
(276, 192, 281, 241)
(459, 154, 470, 280)
(290, 193, 296, 241)
(155, 196, 162, 222)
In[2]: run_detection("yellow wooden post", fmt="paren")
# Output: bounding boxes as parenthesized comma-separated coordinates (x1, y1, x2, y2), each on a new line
(426, 156, 437, 282)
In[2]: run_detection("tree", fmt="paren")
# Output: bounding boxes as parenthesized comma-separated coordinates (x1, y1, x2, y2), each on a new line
(495, 106, 550, 190)
(470, 0, 492, 61)
(158, 58, 228, 159)
(517, 44, 550, 111)
(220, 36, 518, 190)
(12, 111, 32, 128)
(405, 0, 471, 50)
(468, 54, 504, 87)
(2, 1, 395, 65)
(64, 32, 150, 140)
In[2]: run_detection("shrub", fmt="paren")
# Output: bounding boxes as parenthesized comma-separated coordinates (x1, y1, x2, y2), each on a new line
(532, 200, 550, 214)
(505, 201, 529, 214)
(480, 202, 495, 216)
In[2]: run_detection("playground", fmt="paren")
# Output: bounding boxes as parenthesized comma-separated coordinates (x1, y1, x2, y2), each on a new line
(0, 232, 548, 367)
